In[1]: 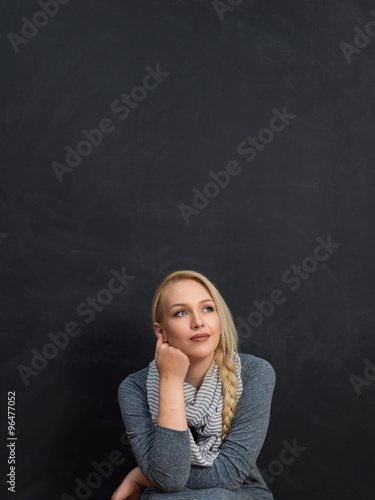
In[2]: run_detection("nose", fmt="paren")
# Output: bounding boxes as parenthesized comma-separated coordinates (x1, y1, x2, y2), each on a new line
(190, 307, 205, 329)
(193, 315, 204, 329)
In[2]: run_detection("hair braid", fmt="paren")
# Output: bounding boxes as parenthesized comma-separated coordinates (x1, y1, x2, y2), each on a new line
(215, 344, 238, 440)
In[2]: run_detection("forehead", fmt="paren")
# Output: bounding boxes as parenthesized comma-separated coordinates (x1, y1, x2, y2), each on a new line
(162, 279, 212, 304)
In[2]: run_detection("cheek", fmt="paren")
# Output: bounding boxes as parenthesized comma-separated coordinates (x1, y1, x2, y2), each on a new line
(207, 321, 220, 337)
(213, 315, 221, 331)
(165, 320, 185, 337)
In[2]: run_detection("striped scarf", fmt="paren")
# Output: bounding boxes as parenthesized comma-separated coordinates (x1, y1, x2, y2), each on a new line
(145, 351, 243, 466)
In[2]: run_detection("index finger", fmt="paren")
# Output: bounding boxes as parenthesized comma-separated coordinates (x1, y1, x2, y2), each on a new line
(155, 332, 164, 349)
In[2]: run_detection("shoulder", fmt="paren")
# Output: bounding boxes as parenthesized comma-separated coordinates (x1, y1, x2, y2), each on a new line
(118, 365, 149, 402)
(237, 352, 276, 388)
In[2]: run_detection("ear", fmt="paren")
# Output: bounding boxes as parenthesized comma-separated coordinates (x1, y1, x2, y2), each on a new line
(153, 322, 163, 339)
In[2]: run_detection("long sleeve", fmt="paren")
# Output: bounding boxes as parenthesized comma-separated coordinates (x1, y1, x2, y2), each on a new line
(118, 369, 192, 492)
(185, 355, 276, 491)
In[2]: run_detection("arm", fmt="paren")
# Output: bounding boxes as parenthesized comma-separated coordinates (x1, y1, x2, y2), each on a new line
(111, 466, 154, 500)
(158, 376, 188, 431)
(185, 356, 276, 491)
(118, 375, 191, 492)
(117, 334, 191, 493)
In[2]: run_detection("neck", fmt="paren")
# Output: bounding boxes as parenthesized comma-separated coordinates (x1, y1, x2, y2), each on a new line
(184, 353, 216, 390)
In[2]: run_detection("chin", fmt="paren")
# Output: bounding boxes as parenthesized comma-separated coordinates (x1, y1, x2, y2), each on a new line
(187, 347, 216, 359)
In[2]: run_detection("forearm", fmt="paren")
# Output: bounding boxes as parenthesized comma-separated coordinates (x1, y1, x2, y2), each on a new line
(158, 377, 188, 431)
(118, 374, 191, 493)
(186, 460, 242, 491)
(146, 376, 191, 491)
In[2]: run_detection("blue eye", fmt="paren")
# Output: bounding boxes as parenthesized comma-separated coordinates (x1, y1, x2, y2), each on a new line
(174, 310, 187, 317)
(203, 306, 214, 312)
(174, 306, 214, 317)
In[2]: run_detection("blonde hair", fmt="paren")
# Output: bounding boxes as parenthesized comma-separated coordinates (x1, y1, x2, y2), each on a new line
(151, 269, 239, 440)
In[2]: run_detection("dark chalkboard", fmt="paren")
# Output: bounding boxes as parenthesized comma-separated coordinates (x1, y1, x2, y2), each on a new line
(1, 1, 375, 499)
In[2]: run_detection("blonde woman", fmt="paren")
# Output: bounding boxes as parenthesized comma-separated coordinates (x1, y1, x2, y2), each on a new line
(112, 270, 276, 500)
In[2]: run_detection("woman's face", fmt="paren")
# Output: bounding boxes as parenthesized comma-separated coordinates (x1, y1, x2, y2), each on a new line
(154, 279, 221, 361)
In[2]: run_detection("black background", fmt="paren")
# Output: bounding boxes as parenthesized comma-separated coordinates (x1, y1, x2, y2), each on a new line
(1, 1, 375, 499)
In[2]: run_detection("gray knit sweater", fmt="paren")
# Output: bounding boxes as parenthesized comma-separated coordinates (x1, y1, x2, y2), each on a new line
(118, 353, 276, 499)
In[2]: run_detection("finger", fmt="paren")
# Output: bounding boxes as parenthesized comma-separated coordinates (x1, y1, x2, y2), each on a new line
(155, 332, 164, 349)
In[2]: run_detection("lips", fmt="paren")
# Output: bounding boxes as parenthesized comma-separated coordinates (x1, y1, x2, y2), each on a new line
(190, 333, 210, 340)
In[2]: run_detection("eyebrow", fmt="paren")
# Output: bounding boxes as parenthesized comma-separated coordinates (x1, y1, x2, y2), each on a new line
(168, 299, 214, 311)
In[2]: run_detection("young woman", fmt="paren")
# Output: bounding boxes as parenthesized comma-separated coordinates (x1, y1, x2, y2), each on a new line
(112, 270, 276, 500)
